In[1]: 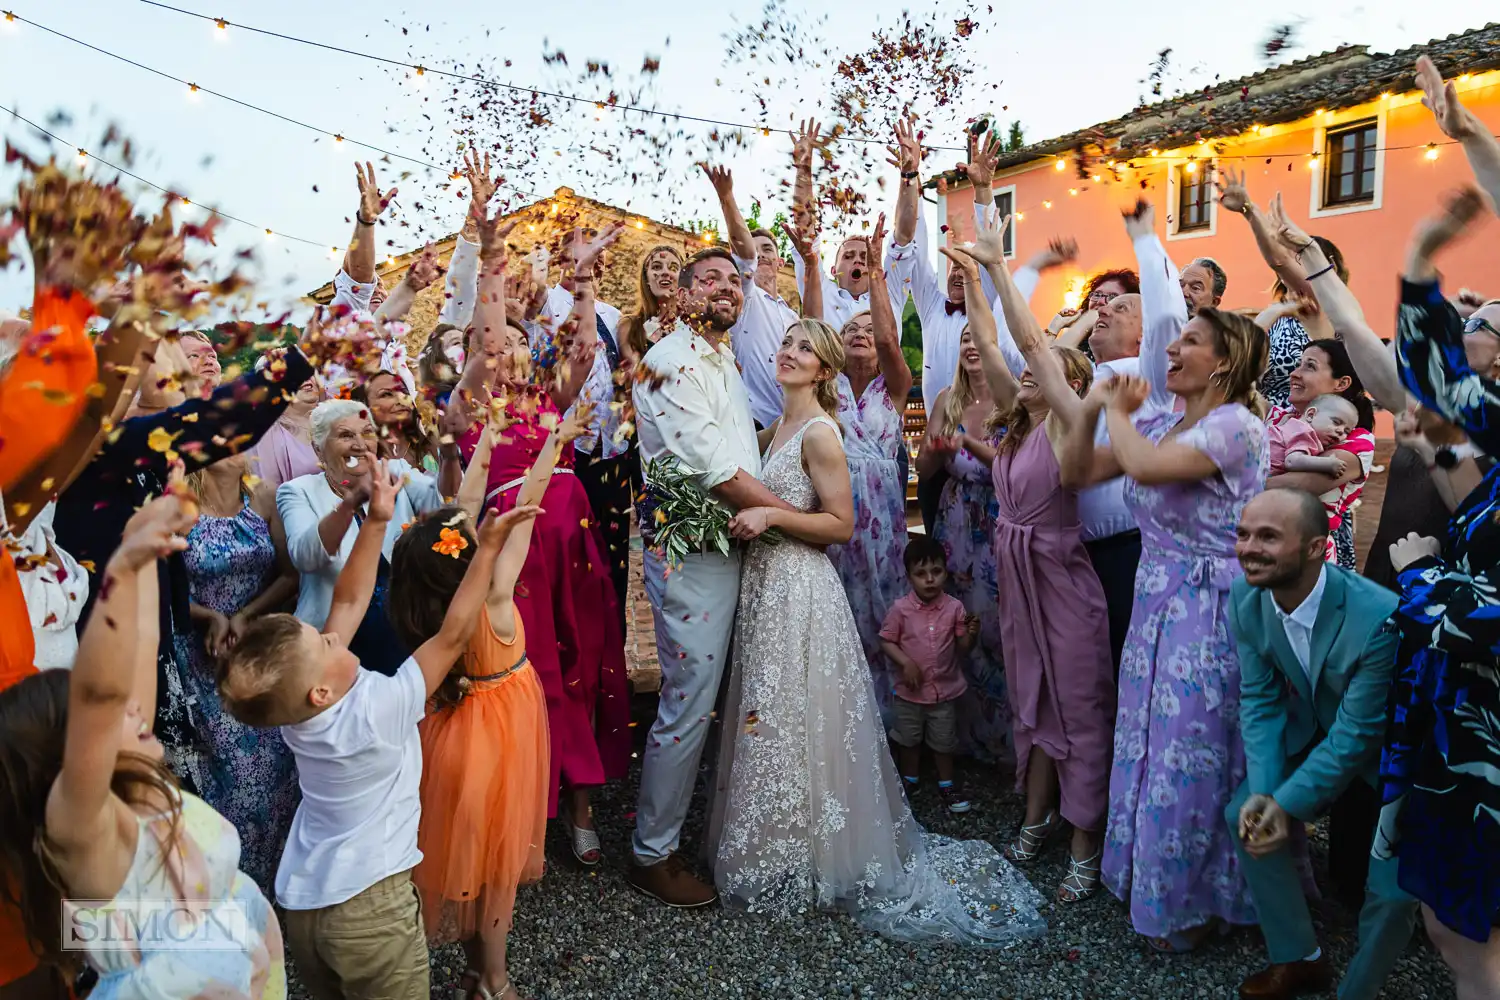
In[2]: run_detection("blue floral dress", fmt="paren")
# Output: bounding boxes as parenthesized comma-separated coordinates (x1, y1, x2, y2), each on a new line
(1380, 277, 1500, 942)
(931, 429, 1012, 763)
(1103, 404, 1267, 938)
(171, 501, 300, 895)
(829, 373, 910, 725)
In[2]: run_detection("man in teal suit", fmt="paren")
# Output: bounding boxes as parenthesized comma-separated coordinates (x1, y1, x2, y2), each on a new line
(1227, 489, 1417, 1000)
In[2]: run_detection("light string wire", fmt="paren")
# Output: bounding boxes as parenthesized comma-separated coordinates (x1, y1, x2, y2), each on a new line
(5, 105, 329, 248)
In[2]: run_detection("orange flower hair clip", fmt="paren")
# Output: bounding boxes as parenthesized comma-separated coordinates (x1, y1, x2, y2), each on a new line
(433, 527, 469, 558)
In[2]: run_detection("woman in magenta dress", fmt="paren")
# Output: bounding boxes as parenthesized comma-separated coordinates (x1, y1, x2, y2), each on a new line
(455, 193, 630, 866)
(946, 234, 1116, 904)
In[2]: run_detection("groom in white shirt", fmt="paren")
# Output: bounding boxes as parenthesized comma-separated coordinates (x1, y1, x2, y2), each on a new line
(630, 247, 797, 907)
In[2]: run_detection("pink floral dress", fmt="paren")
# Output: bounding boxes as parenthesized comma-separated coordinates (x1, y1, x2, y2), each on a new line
(829, 374, 909, 724)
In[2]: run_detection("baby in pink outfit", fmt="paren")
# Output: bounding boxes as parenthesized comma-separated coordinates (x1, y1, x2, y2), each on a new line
(1267, 393, 1359, 476)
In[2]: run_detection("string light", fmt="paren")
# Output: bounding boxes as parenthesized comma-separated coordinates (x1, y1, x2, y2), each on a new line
(1185, 160, 1197, 174)
(414, 65, 425, 76)
(188, 82, 199, 94)
(213, 16, 226, 29)
(333, 134, 343, 143)
(1425, 143, 1440, 160)
(634, 220, 645, 229)
(1054, 160, 1066, 172)
(9, 108, 327, 248)
(3, 11, 14, 21)
(1068, 188, 1078, 196)
(264, 228, 274, 238)
(328, 246, 340, 259)
(1042, 200, 1053, 209)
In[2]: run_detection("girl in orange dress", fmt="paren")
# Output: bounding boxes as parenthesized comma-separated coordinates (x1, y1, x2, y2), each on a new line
(388, 410, 583, 1000)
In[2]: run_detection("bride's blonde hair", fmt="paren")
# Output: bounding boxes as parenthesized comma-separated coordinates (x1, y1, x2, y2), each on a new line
(787, 318, 845, 425)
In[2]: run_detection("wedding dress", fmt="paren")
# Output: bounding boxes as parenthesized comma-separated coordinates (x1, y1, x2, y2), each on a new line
(709, 416, 1046, 945)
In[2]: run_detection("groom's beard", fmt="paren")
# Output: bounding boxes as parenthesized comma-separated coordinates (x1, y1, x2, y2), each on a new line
(687, 299, 741, 333)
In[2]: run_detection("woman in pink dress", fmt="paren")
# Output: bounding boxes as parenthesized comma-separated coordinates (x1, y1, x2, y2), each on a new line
(945, 224, 1115, 904)
(454, 187, 630, 866)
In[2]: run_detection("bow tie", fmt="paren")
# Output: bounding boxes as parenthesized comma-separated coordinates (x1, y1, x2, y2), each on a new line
(944, 300, 967, 316)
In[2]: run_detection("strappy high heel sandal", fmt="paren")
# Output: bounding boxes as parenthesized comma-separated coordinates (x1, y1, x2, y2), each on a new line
(1057, 849, 1102, 903)
(566, 815, 603, 866)
(1003, 811, 1059, 863)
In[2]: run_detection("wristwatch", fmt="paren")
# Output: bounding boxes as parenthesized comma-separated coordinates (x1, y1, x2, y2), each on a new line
(1433, 442, 1480, 469)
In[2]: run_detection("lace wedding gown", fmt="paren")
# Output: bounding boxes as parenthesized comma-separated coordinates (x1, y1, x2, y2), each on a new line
(709, 416, 1047, 945)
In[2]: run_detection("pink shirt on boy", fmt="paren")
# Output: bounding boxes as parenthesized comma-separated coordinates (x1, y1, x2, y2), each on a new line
(879, 592, 969, 705)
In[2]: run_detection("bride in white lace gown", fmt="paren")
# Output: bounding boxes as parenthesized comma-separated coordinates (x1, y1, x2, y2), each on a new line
(707, 315, 1045, 946)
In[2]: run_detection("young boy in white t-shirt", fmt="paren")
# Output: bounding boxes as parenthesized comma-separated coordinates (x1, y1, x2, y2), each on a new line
(219, 461, 538, 1000)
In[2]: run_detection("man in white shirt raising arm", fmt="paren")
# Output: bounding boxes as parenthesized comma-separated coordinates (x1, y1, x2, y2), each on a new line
(702, 162, 800, 430)
(629, 247, 797, 909)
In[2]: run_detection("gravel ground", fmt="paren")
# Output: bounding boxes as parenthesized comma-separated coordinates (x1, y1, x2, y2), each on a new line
(289, 693, 1455, 1000)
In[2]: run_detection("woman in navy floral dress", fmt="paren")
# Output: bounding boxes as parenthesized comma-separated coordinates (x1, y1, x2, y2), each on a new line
(1380, 187, 1500, 995)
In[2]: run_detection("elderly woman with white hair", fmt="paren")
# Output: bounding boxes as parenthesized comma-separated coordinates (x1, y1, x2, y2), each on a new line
(277, 398, 443, 676)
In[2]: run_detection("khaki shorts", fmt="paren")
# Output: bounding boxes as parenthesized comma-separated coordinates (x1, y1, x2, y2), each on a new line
(889, 696, 959, 754)
(282, 868, 430, 1000)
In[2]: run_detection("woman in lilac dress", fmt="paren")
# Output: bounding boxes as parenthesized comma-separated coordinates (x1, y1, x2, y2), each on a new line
(921, 330, 1010, 763)
(1073, 307, 1269, 951)
(948, 235, 1116, 904)
(828, 235, 914, 723)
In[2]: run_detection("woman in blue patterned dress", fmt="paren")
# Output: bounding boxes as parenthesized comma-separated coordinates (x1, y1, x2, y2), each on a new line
(920, 330, 1011, 763)
(1379, 187, 1500, 995)
(173, 453, 300, 893)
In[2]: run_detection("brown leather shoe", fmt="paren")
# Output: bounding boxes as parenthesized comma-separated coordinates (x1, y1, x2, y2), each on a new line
(1238, 957, 1333, 999)
(627, 853, 719, 908)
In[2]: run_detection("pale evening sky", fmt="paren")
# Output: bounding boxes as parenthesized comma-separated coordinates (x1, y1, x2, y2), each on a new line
(0, 0, 1492, 313)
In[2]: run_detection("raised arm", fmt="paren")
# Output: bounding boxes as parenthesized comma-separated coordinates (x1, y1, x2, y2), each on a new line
(551, 225, 623, 410)
(375, 245, 443, 323)
(938, 245, 1018, 412)
(865, 214, 913, 405)
(702, 163, 755, 262)
(1216, 166, 1316, 304)
(1103, 377, 1221, 486)
(781, 219, 823, 320)
(1418, 55, 1500, 214)
(343, 161, 397, 286)
(47, 495, 193, 855)
(412, 506, 509, 697)
(322, 461, 399, 646)
(729, 422, 852, 546)
(1395, 188, 1497, 450)
(959, 216, 1089, 434)
(1263, 209, 1404, 410)
(457, 186, 517, 401)
(1124, 199, 1183, 413)
(890, 117, 924, 248)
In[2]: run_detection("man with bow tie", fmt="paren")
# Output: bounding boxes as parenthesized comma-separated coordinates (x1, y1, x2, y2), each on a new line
(1227, 488, 1417, 1000)
(885, 122, 1073, 531)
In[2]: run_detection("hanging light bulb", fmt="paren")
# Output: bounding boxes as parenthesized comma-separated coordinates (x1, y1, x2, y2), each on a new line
(1042, 200, 1053, 209)
(1425, 143, 1440, 161)
(1054, 160, 1066, 172)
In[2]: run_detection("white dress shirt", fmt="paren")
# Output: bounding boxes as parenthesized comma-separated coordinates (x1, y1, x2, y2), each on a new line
(276, 657, 426, 910)
(633, 327, 760, 509)
(439, 235, 480, 329)
(1133, 232, 1189, 415)
(888, 204, 1041, 412)
(538, 285, 627, 459)
(1273, 564, 1328, 683)
(1080, 357, 1141, 542)
(730, 253, 799, 428)
(330, 268, 378, 314)
(792, 252, 871, 331)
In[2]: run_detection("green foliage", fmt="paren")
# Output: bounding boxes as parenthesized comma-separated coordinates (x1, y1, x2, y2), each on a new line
(899, 295, 922, 380)
(1006, 121, 1026, 152)
(746, 200, 793, 260)
(643, 455, 778, 568)
(208, 323, 298, 380)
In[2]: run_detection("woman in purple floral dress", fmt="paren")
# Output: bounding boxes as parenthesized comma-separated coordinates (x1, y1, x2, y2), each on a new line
(827, 238, 913, 723)
(1071, 308, 1269, 951)
(921, 332, 1011, 763)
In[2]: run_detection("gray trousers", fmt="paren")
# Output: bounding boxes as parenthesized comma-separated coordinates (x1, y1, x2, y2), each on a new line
(1226, 781, 1418, 1000)
(632, 546, 741, 864)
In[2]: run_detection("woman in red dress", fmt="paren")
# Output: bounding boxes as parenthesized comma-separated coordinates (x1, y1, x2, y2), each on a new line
(453, 178, 630, 866)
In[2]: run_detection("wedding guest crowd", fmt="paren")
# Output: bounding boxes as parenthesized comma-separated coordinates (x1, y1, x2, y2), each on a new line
(0, 48, 1498, 1000)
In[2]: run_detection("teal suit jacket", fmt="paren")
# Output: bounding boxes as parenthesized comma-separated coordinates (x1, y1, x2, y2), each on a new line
(1227, 565, 1398, 822)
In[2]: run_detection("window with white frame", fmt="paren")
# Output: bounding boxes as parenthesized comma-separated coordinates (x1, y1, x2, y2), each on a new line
(1309, 109, 1385, 218)
(1166, 159, 1215, 240)
(992, 184, 1016, 258)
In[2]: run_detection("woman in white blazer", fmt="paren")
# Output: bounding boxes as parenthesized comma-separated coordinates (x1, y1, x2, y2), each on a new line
(276, 399, 442, 674)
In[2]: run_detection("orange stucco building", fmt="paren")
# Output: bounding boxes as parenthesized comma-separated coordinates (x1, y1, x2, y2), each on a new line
(933, 25, 1500, 337)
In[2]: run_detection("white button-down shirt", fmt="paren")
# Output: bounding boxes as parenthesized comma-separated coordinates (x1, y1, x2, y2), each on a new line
(633, 327, 761, 508)
(439, 235, 480, 329)
(1080, 356, 1141, 542)
(792, 252, 873, 331)
(1273, 564, 1327, 684)
(1134, 232, 1189, 416)
(731, 254, 799, 428)
(538, 285, 626, 458)
(888, 204, 1041, 413)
